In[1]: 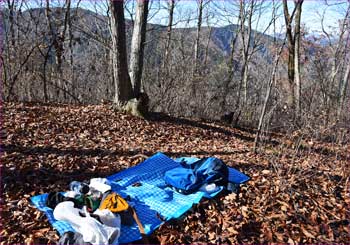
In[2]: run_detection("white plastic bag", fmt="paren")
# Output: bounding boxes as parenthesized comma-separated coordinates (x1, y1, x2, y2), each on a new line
(89, 178, 111, 193)
(93, 209, 121, 228)
(53, 201, 120, 245)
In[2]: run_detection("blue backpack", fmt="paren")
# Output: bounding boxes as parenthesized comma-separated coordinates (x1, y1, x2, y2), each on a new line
(164, 157, 229, 194)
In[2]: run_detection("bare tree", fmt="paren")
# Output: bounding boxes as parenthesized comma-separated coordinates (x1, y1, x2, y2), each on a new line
(162, 0, 175, 70)
(218, 4, 241, 117)
(66, 0, 75, 101)
(3, 0, 42, 101)
(6, 0, 16, 47)
(337, 51, 350, 120)
(320, 2, 350, 121)
(45, 0, 73, 100)
(239, 0, 254, 105)
(282, 0, 304, 118)
(230, 0, 275, 124)
(193, 0, 207, 76)
(293, 0, 303, 118)
(203, 19, 213, 67)
(254, 0, 286, 151)
(254, 42, 285, 152)
(254, 2, 285, 151)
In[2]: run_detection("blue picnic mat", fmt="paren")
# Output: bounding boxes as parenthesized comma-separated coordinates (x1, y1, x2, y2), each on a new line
(31, 152, 249, 243)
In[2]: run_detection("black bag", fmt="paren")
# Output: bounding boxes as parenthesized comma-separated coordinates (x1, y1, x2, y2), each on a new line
(46, 192, 84, 210)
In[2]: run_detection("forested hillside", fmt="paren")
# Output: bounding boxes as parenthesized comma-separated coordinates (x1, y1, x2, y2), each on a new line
(2, 7, 275, 121)
(2, 1, 349, 133)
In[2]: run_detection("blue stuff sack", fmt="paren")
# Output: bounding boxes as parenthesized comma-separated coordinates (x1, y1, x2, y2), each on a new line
(164, 157, 229, 194)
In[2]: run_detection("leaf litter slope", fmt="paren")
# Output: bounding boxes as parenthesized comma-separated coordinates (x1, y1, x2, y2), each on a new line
(1, 102, 349, 244)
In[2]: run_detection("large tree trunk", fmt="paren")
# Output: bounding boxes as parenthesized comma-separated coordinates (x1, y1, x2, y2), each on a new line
(109, 0, 134, 106)
(129, 0, 149, 97)
(294, 0, 303, 118)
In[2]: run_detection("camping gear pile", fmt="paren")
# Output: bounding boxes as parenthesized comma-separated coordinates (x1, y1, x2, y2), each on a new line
(31, 153, 250, 244)
(45, 178, 139, 244)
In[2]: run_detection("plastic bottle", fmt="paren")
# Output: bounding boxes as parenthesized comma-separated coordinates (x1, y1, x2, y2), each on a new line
(69, 181, 90, 194)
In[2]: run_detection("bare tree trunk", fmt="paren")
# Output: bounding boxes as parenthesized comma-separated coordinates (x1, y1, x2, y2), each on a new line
(7, 0, 16, 47)
(129, 0, 149, 97)
(232, 0, 246, 122)
(43, 55, 49, 102)
(241, 0, 253, 105)
(37, 45, 52, 102)
(337, 60, 350, 120)
(283, 0, 295, 108)
(66, 0, 76, 103)
(163, 0, 175, 70)
(0, 52, 7, 100)
(45, 0, 66, 100)
(5, 0, 16, 100)
(242, 63, 249, 104)
(294, 0, 303, 118)
(239, 0, 246, 102)
(193, 0, 203, 75)
(109, 0, 134, 106)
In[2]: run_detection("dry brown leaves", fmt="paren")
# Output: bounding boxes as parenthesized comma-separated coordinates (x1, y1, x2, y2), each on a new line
(1, 102, 349, 244)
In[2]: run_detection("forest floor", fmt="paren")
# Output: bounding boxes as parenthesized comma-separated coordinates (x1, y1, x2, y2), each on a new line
(1, 102, 350, 244)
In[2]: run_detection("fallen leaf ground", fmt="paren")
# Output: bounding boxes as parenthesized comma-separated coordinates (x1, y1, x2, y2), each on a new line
(1, 102, 349, 244)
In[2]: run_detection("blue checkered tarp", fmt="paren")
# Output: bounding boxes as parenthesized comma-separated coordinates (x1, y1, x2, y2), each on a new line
(31, 152, 249, 243)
